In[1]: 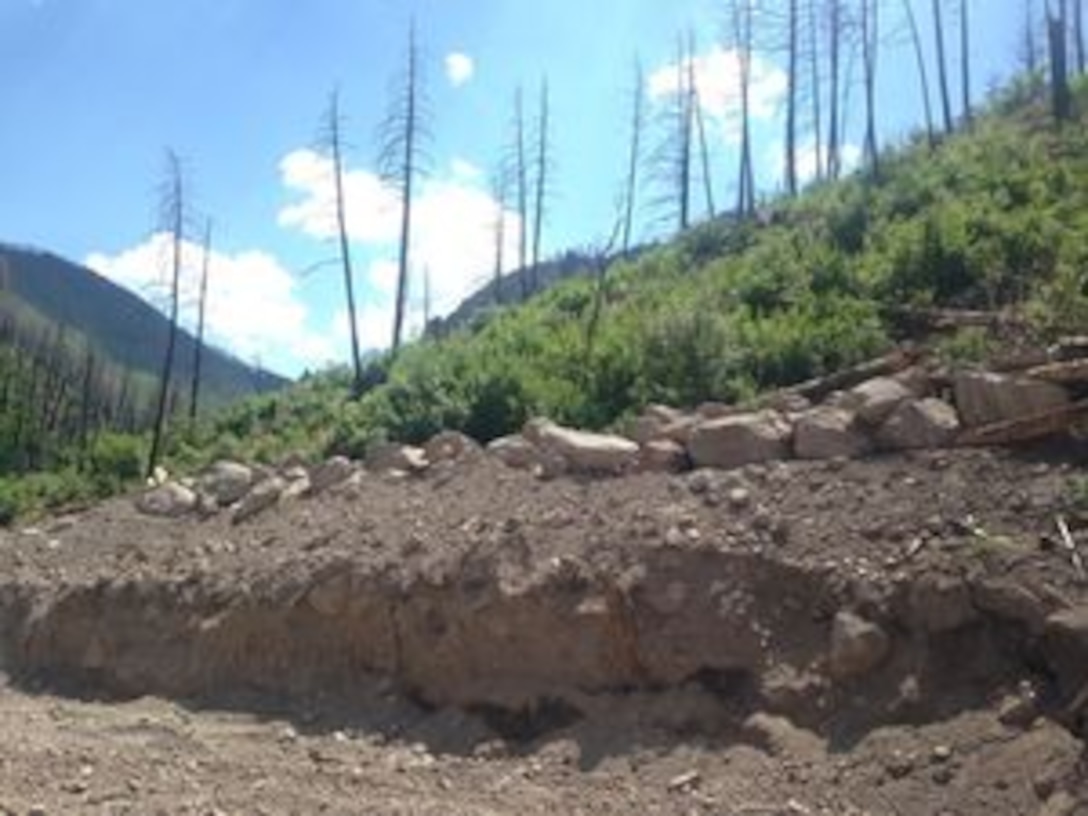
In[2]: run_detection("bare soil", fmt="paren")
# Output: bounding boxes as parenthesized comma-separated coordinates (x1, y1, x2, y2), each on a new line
(1, 446, 1087, 814)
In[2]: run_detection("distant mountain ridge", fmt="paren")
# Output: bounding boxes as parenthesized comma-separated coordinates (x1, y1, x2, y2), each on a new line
(0, 243, 286, 407)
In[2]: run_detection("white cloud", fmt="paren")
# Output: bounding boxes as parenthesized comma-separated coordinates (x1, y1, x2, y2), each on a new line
(85, 235, 337, 373)
(277, 152, 521, 346)
(444, 52, 475, 88)
(648, 46, 788, 134)
(762, 139, 863, 189)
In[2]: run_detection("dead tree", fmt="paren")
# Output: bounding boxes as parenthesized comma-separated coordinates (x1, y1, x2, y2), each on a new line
(902, 0, 936, 147)
(325, 90, 364, 395)
(511, 85, 530, 298)
(621, 56, 645, 253)
(490, 162, 509, 305)
(932, 0, 954, 133)
(189, 218, 212, 421)
(960, 0, 972, 127)
(378, 19, 428, 354)
(860, 0, 880, 173)
(785, 0, 801, 195)
(809, 0, 825, 180)
(1023, 0, 1042, 74)
(690, 31, 716, 219)
(1048, 0, 1072, 122)
(1076, 0, 1085, 73)
(676, 35, 694, 229)
(530, 76, 551, 278)
(729, 0, 757, 214)
(826, 0, 845, 179)
(146, 149, 185, 480)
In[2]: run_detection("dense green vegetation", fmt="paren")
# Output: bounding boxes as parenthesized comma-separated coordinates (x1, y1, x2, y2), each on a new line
(3, 79, 1087, 523)
(176, 80, 1088, 468)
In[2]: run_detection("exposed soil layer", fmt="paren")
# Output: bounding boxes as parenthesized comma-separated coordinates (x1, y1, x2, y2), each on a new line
(1, 447, 1087, 813)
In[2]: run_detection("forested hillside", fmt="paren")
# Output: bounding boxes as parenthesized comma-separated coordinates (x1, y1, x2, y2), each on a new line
(178, 77, 1088, 472)
(0, 247, 286, 520)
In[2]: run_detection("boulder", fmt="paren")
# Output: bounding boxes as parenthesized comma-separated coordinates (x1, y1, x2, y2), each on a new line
(849, 377, 914, 426)
(793, 406, 872, 460)
(135, 482, 197, 518)
(199, 460, 254, 506)
(953, 370, 1071, 428)
(636, 439, 689, 473)
(487, 435, 542, 470)
(625, 415, 667, 445)
(231, 477, 286, 524)
(366, 443, 429, 474)
(526, 419, 639, 474)
(687, 411, 793, 470)
(830, 611, 891, 680)
(308, 456, 356, 494)
(423, 430, 481, 464)
(876, 398, 960, 450)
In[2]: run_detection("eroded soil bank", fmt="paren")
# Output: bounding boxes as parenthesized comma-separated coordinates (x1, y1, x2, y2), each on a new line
(1, 449, 1086, 813)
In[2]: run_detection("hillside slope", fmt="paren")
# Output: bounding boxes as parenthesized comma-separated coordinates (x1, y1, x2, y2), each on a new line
(182, 81, 1088, 469)
(0, 245, 286, 405)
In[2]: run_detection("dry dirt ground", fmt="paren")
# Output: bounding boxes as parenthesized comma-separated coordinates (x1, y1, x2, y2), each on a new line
(1, 446, 1087, 814)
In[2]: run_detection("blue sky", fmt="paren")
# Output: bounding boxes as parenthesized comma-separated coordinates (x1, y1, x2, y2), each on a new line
(1, 0, 1023, 377)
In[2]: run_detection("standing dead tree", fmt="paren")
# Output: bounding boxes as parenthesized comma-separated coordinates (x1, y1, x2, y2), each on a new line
(960, 0, 972, 127)
(146, 149, 185, 480)
(689, 30, 716, 220)
(378, 19, 429, 355)
(784, 0, 801, 195)
(325, 90, 364, 394)
(729, 0, 757, 215)
(860, 0, 881, 174)
(189, 218, 212, 421)
(490, 162, 509, 305)
(510, 86, 531, 299)
(932, 0, 954, 134)
(530, 76, 552, 280)
(1048, 0, 1073, 122)
(902, 0, 937, 147)
(620, 56, 646, 253)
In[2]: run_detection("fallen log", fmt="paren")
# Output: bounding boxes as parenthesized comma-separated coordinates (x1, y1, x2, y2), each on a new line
(956, 399, 1088, 447)
(778, 347, 926, 404)
(1025, 359, 1088, 385)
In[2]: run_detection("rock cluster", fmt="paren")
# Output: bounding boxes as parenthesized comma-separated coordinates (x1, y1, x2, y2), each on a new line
(487, 362, 1083, 479)
(135, 360, 1083, 519)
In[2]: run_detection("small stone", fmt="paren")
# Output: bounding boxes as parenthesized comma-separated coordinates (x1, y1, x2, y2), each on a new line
(727, 487, 751, 509)
(931, 745, 954, 763)
(885, 751, 915, 779)
(666, 770, 701, 791)
(932, 765, 955, 786)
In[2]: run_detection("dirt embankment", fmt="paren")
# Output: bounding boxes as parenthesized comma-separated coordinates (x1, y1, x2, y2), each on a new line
(0, 448, 1087, 813)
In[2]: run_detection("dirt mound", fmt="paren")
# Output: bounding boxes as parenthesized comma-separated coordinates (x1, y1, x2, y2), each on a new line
(1, 447, 1087, 813)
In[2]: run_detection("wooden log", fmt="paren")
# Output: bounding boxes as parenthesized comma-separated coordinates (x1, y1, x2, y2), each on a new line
(956, 399, 1088, 447)
(779, 347, 926, 404)
(1025, 359, 1088, 385)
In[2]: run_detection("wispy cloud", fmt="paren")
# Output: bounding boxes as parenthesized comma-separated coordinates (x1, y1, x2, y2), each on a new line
(444, 52, 475, 88)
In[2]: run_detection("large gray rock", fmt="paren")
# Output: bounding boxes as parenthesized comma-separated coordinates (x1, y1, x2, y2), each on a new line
(135, 482, 197, 518)
(687, 411, 793, 470)
(231, 477, 286, 524)
(876, 398, 960, 450)
(793, 406, 872, 460)
(199, 460, 254, 505)
(953, 370, 1070, 427)
(849, 377, 914, 426)
(830, 611, 891, 680)
(526, 419, 639, 474)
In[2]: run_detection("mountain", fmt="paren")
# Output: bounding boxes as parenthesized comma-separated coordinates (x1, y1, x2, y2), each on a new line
(0, 244, 287, 406)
